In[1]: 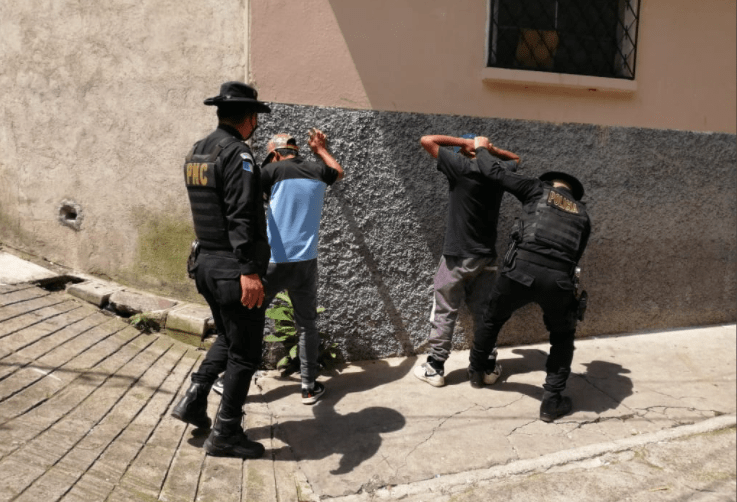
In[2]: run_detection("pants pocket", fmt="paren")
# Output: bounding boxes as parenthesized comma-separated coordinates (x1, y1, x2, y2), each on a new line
(214, 278, 241, 306)
(555, 278, 575, 291)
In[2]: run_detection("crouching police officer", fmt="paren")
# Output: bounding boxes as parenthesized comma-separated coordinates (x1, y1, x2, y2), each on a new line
(171, 82, 271, 458)
(468, 136, 591, 423)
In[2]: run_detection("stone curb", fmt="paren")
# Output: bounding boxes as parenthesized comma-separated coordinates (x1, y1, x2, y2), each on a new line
(66, 279, 121, 307)
(333, 414, 737, 501)
(165, 302, 215, 336)
(65, 278, 213, 337)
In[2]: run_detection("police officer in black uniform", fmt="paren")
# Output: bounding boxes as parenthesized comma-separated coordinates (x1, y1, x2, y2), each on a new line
(468, 136, 591, 423)
(171, 82, 271, 458)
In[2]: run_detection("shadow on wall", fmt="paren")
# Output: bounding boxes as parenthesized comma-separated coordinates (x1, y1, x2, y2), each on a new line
(324, 1, 480, 112)
(257, 104, 737, 362)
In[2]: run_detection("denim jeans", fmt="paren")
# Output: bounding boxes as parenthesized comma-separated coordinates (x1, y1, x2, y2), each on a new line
(262, 259, 320, 387)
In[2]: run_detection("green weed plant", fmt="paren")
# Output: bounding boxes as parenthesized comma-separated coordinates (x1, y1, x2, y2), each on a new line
(264, 292, 339, 377)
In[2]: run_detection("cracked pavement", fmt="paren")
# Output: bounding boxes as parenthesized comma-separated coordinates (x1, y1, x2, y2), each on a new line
(254, 324, 735, 499)
(0, 277, 733, 501)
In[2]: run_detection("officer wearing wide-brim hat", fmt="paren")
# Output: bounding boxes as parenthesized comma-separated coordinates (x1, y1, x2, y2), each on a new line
(172, 81, 272, 459)
(203, 81, 272, 112)
(468, 136, 592, 423)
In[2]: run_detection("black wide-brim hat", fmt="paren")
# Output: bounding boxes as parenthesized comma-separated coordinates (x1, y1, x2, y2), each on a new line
(539, 171, 585, 200)
(204, 81, 271, 113)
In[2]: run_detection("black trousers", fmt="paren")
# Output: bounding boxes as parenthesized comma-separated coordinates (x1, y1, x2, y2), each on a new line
(190, 253, 266, 420)
(470, 259, 578, 394)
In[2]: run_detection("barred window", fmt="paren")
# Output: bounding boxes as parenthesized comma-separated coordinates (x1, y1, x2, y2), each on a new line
(487, 0, 640, 79)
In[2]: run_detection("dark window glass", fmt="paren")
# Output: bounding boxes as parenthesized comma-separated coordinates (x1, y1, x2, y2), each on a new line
(488, 0, 640, 79)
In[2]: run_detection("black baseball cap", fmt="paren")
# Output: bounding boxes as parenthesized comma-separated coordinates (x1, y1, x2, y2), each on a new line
(539, 171, 585, 200)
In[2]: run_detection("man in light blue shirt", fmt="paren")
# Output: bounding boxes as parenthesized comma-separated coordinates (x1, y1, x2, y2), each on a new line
(261, 129, 344, 404)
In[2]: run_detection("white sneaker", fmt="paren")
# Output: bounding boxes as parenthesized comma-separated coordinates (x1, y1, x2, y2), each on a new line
(483, 363, 502, 385)
(414, 362, 446, 387)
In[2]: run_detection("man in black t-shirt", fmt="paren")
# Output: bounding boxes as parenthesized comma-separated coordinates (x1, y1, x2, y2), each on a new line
(414, 134, 520, 387)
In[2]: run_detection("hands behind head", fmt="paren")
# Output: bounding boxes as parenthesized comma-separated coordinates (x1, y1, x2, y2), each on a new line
(459, 140, 477, 158)
(474, 136, 492, 151)
(308, 128, 327, 153)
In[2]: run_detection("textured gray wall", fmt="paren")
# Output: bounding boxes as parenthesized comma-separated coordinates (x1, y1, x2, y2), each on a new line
(258, 104, 736, 361)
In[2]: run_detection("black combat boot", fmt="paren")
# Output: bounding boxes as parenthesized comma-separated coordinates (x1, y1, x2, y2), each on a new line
(204, 413, 265, 459)
(539, 391, 572, 422)
(171, 382, 212, 429)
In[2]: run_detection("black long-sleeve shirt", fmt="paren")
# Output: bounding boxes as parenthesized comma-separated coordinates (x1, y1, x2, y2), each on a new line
(474, 148, 591, 265)
(186, 124, 269, 275)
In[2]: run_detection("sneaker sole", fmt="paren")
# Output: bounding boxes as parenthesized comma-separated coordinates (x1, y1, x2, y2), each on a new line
(413, 366, 445, 387)
(302, 388, 325, 405)
(483, 364, 502, 385)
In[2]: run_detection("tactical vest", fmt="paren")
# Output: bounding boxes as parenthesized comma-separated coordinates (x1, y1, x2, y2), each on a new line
(518, 187, 588, 262)
(183, 137, 239, 250)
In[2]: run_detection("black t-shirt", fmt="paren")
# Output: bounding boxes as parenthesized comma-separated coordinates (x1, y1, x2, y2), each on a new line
(437, 148, 518, 259)
(261, 156, 339, 198)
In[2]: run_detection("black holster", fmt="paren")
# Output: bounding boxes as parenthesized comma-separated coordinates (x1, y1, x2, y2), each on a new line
(503, 219, 522, 269)
(576, 290, 588, 321)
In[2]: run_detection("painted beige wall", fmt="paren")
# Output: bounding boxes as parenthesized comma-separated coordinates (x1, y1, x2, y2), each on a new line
(0, 0, 249, 299)
(250, 0, 736, 134)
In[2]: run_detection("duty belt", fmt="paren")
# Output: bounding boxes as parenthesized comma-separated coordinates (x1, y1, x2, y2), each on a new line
(516, 249, 574, 273)
(199, 248, 235, 257)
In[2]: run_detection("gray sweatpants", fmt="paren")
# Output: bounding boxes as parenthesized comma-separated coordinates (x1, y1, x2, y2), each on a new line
(427, 255, 497, 363)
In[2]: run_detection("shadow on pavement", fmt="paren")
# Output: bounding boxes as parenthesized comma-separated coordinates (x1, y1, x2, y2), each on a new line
(264, 404, 405, 474)
(573, 360, 633, 413)
(444, 348, 633, 415)
(259, 356, 415, 405)
(254, 357, 414, 473)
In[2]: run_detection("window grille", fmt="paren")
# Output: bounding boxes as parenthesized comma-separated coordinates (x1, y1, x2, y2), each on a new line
(487, 0, 640, 79)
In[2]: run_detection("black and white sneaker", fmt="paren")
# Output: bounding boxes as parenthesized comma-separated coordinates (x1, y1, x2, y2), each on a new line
(468, 363, 502, 388)
(301, 382, 326, 405)
(414, 361, 446, 387)
(212, 376, 224, 396)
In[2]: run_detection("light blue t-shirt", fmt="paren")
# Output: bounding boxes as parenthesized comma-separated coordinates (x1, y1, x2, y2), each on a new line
(261, 157, 339, 263)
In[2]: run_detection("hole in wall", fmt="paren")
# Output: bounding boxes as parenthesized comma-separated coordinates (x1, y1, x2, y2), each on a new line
(57, 200, 83, 231)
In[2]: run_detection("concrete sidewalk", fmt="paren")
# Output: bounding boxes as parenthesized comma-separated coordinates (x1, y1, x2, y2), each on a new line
(0, 253, 734, 501)
(261, 325, 736, 501)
